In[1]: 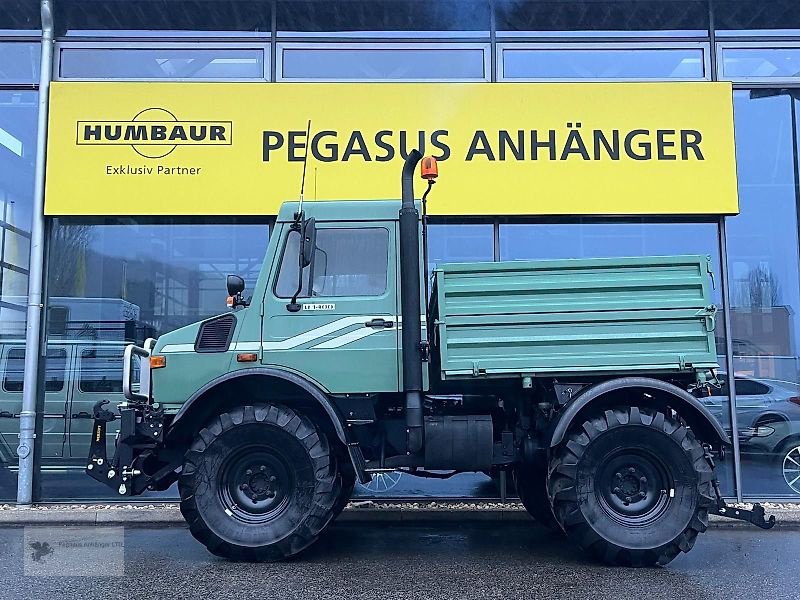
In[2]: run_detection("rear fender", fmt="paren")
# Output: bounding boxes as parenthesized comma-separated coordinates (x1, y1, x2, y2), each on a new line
(549, 376, 731, 448)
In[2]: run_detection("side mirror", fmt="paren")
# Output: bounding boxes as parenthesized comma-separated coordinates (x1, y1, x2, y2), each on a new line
(226, 275, 248, 309)
(301, 217, 316, 268)
(227, 274, 245, 296)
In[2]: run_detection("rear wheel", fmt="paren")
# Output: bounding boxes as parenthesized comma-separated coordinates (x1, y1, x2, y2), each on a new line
(514, 460, 560, 530)
(549, 406, 715, 567)
(178, 404, 340, 561)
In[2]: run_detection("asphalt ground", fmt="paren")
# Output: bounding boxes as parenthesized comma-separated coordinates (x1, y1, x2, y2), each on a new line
(0, 521, 794, 600)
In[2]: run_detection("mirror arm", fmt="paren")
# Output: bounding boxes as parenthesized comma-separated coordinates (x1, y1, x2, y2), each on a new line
(287, 218, 304, 312)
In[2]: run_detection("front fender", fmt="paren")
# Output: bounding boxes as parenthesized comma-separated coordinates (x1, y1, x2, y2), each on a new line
(550, 377, 731, 448)
(168, 366, 347, 444)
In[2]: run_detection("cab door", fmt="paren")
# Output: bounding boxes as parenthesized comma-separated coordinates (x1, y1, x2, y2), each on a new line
(0, 345, 70, 461)
(262, 221, 400, 394)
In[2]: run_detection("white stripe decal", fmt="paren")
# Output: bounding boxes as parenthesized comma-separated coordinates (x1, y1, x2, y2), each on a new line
(262, 315, 395, 351)
(232, 341, 261, 351)
(311, 326, 385, 349)
(161, 314, 405, 354)
(160, 343, 195, 353)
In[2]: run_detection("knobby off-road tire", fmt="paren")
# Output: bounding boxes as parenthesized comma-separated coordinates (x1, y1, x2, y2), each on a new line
(514, 460, 561, 531)
(179, 404, 341, 561)
(548, 406, 715, 567)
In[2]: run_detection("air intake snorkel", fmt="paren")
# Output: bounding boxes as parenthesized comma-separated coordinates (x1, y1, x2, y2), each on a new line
(400, 150, 437, 454)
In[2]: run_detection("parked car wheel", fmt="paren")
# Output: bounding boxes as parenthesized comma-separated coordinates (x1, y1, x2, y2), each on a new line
(178, 403, 340, 561)
(549, 406, 715, 567)
(357, 471, 403, 493)
(779, 440, 800, 494)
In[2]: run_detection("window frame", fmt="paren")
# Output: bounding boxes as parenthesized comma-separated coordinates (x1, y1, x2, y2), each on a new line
(497, 41, 711, 82)
(716, 41, 800, 84)
(54, 41, 271, 82)
(2, 346, 67, 393)
(77, 346, 125, 394)
(276, 41, 491, 82)
(273, 225, 392, 300)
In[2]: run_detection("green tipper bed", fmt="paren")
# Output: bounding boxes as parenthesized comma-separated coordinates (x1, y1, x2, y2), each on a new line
(431, 255, 720, 379)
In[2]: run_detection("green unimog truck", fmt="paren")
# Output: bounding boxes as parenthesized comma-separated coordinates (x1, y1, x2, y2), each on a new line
(87, 151, 774, 567)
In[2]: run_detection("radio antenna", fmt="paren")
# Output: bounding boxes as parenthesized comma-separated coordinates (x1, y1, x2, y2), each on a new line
(297, 119, 311, 219)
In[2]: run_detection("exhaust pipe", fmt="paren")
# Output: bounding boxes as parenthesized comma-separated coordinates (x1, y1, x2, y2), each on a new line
(400, 150, 424, 454)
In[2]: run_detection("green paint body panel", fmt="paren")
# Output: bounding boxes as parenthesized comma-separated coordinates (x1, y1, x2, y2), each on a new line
(432, 255, 719, 379)
(150, 200, 718, 412)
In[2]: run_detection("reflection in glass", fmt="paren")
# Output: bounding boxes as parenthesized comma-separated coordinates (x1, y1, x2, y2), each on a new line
(728, 90, 800, 498)
(59, 48, 266, 79)
(502, 48, 705, 80)
(721, 48, 800, 80)
(39, 219, 270, 500)
(495, 0, 709, 37)
(427, 223, 494, 273)
(277, 0, 491, 37)
(0, 90, 36, 501)
(280, 47, 486, 80)
(0, 42, 40, 83)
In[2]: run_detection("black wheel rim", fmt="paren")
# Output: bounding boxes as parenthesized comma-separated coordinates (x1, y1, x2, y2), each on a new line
(595, 450, 673, 526)
(218, 446, 294, 524)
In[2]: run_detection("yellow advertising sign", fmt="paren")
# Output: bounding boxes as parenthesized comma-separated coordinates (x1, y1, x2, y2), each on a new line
(45, 81, 739, 216)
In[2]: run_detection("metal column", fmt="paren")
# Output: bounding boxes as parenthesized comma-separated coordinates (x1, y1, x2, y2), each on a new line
(17, 0, 54, 506)
(719, 216, 743, 502)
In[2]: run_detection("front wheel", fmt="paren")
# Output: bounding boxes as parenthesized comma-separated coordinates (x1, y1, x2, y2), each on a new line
(548, 406, 715, 567)
(178, 404, 340, 561)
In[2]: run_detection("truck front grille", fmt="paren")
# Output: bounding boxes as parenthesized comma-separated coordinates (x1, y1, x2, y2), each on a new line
(195, 314, 236, 353)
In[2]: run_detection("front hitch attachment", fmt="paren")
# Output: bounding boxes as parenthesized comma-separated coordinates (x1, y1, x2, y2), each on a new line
(703, 444, 776, 530)
(86, 399, 170, 496)
(86, 400, 116, 486)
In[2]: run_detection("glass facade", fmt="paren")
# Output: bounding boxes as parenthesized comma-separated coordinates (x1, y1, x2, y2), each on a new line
(4, 0, 800, 503)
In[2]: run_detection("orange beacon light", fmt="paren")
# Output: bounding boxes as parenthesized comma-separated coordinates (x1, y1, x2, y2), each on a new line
(420, 156, 438, 180)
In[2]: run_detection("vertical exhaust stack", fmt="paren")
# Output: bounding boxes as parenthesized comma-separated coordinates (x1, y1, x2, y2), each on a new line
(400, 150, 424, 454)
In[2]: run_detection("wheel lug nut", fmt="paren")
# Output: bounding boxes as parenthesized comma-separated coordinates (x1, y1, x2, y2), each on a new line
(628, 467, 636, 474)
(640, 476, 647, 484)
(245, 469, 253, 476)
(613, 487, 621, 494)
(269, 475, 277, 482)
(260, 465, 267, 472)
(240, 483, 249, 490)
(614, 472, 622, 479)
(625, 496, 632, 503)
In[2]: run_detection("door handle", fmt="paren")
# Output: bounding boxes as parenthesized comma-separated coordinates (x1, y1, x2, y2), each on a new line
(0, 411, 14, 418)
(365, 318, 394, 329)
(71, 411, 93, 419)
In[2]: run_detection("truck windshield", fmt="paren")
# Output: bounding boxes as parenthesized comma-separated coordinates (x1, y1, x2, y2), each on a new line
(275, 227, 389, 298)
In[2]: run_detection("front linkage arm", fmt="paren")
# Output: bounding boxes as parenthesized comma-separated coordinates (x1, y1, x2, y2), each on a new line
(86, 399, 176, 496)
(704, 444, 776, 530)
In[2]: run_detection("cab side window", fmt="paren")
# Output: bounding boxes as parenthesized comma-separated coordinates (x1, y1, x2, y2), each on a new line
(3, 348, 67, 393)
(275, 227, 389, 298)
(79, 347, 124, 393)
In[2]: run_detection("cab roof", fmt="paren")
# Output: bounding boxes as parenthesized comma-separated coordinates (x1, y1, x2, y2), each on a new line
(276, 200, 412, 223)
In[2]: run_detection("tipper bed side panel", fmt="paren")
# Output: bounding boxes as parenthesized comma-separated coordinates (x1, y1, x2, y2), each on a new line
(433, 255, 719, 378)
